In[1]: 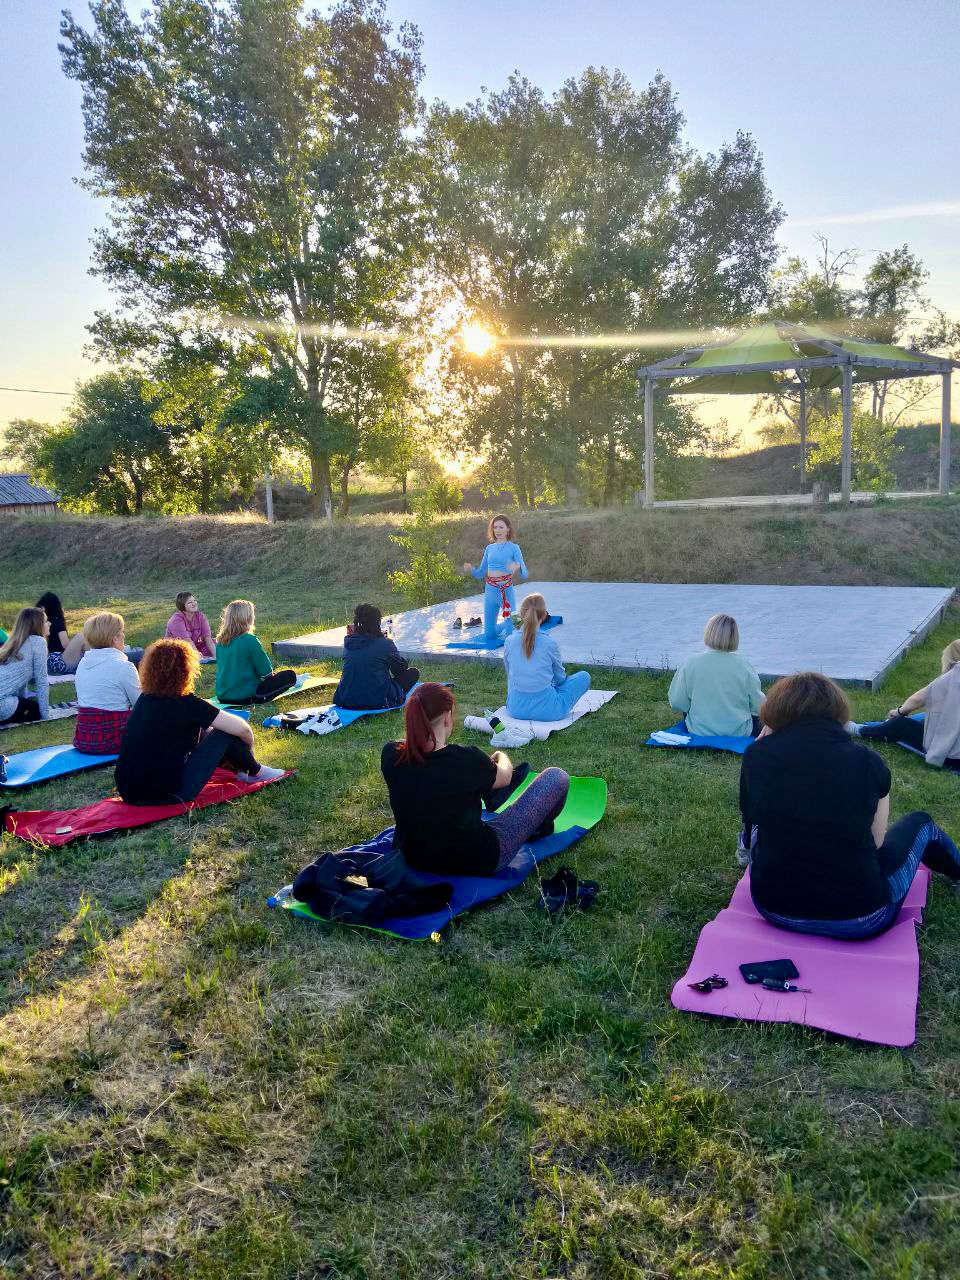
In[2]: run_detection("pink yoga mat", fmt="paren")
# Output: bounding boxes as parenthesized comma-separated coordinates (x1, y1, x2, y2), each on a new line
(671, 869, 930, 1047)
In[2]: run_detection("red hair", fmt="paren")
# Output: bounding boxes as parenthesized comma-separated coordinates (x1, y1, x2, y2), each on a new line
(140, 638, 200, 698)
(396, 683, 456, 765)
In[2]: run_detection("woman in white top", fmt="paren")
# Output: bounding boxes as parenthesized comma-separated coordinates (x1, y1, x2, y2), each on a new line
(0, 608, 51, 725)
(74, 612, 142, 754)
(668, 613, 763, 738)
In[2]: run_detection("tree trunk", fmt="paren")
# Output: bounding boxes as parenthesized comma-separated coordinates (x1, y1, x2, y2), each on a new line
(507, 349, 529, 508)
(602, 431, 618, 505)
(401, 469, 408, 514)
(200, 460, 211, 515)
(309, 450, 334, 523)
(338, 457, 356, 518)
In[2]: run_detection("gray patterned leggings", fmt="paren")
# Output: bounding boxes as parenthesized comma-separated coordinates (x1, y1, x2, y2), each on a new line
(487, 766, 570, 870)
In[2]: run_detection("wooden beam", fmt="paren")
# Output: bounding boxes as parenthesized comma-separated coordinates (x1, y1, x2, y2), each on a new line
(644, 377, 655, 509)
(841, 364, 853, 502)
(940, 371, 953, 496)
(798, 381, 807, 493)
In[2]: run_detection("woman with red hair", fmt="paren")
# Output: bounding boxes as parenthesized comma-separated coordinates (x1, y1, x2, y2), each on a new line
(115, 638, 284, 805)
(380, 682, 570, 875)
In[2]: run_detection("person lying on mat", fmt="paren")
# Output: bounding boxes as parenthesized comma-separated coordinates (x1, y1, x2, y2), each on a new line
(503, 593, 590, 721)
(668, 613, 763, 739)
(380, 682, 570, 877)
(850, 638, 960, 770)
(463, 514, 528, 645)
(0, 607, 51, 726)
(740, 671, 960, 941)
(73, 612, 141, 755)
(215, 599, 296, 705)
(334, 603, 420, 711)
(165, 591, 216, 658)
(115, 638, 284, 805)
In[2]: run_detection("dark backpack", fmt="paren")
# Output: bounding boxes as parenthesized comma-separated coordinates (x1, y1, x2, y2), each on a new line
(292, 844, 453, 927)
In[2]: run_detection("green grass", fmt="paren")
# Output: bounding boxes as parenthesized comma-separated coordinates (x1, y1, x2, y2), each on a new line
(2, 566, 960, 1278)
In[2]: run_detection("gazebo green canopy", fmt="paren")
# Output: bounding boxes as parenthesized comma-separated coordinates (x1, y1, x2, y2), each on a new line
(637, 320, 956, 505)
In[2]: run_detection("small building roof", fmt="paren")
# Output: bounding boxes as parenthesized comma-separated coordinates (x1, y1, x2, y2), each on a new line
(0, 474, 59, 506)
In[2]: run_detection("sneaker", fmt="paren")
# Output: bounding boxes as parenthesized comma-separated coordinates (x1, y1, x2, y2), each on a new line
(845, 720, 862, 736)
(453, 617, 463, 629)
(491, 727, 532, 748)
(464, 715, 494, 734)
(239, 764, 286, 784)
(0, 754, 7, 784)
(466, 616, 482, 628)
(736, 829, 752, 868)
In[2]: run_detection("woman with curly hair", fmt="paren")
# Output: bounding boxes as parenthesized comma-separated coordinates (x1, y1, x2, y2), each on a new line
(115, 638, 284, 805)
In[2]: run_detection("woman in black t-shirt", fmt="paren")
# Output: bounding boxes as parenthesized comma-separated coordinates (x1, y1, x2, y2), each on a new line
(381, 683, 570, 876)
(115, 639, 285, 805)
(740, 671, 960, 940)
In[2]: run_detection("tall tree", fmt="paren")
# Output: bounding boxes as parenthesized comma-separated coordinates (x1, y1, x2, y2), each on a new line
(60, 0, 424, 520)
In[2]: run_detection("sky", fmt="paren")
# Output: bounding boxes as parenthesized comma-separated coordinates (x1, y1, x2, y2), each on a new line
(2, 0, 958, 446)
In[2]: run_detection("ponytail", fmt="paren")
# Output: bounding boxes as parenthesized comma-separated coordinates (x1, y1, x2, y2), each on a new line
(396, 682, 456, 765)
(519, 593, 548, 660)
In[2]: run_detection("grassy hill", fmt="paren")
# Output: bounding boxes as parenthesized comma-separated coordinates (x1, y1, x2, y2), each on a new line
(2, 505, 960, 1277)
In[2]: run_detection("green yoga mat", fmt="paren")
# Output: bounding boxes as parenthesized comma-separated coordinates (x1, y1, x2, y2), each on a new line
(210, 673, 338, 712)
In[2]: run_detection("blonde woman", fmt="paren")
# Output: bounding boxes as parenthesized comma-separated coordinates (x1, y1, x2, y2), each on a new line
(854, 637, 960, 769)
(73, 612, 141, 754)
(0, 608, 50, 725)
(502, 593, 590, 721)
(215, 600, 296, 705)
(668, 613, 763, 738)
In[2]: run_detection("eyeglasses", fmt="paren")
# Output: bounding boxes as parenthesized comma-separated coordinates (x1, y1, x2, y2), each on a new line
(688, 974, 728, 993)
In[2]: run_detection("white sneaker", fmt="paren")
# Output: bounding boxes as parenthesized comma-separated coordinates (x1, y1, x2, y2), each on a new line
(239, 764, 286, 783)
(491, 727, 533, 748)
(845, 720, 862, 736)
(464, 715, 494, 734)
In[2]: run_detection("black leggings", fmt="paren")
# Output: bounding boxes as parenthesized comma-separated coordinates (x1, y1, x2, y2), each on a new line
(0, 696, 41, 726)
(174, 730, 259, 803)
(860, 715, 960, 769)
(229, 669, 298, 705)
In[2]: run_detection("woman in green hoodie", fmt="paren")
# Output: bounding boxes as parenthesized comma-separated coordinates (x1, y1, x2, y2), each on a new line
(215, 600, 296, 704)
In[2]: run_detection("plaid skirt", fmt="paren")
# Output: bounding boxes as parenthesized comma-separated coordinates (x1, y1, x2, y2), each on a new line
(74, 707, 130, 755)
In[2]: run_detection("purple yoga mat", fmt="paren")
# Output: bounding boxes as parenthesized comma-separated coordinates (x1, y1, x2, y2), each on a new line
(671, 869, 930, 1047)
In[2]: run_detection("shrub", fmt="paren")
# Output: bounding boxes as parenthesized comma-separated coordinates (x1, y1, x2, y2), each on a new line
(388, 494, 462, 606)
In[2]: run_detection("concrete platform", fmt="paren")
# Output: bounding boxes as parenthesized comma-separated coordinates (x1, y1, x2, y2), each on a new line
(274, 582, 955, 689)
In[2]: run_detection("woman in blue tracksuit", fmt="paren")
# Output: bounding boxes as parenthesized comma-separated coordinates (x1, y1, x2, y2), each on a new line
(503, 593, 591, 721)
(463, 514, 528, 645)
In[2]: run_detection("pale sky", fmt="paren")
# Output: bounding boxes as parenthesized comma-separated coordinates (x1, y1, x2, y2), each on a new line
(2, 0, 958, 446)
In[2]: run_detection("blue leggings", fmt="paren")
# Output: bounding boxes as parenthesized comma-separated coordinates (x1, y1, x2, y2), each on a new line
(506, 670, 592, 721)
(483, 583, 515, 643)
(755, 811, 960, 940)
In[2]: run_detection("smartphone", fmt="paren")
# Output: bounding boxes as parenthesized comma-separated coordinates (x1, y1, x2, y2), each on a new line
(739, 959, 800, 985)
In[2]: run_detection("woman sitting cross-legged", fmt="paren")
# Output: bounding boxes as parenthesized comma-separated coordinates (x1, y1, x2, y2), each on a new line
(503, 593, 590, 721)
(741, 671, 960, 940)
(165, 591, 216, 658)
(215, 599, 296, 705)
(334, 603, 420, 710)
(73, 612, 141, 754)
(380, 682, 570, 877)
(0, 608, 51, 726)
(669, 612, 763, 738)
(115, 638, 284, 806)
(852, 639, 960, 770)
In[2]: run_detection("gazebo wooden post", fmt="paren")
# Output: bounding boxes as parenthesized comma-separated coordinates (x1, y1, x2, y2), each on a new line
(643, 377, 654, 509)
(940, 371, 952, 496)
(798, 381, 807, 492)
(840, 363, 853, 503)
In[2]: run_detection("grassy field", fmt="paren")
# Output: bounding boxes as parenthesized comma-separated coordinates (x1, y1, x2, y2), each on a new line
(2, 514, 960, 1278)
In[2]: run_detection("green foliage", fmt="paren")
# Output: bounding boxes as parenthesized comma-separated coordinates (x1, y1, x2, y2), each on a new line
(423, 475, 462, 513)
(388, 494, 461, 605)
(809, 408, 899, 493)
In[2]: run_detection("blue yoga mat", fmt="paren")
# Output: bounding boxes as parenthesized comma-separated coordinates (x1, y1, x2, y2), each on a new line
(268, 774, 607, 940)
(446, 614, 563, 652)
(0, 744, 118, 789)
(645, 720, 754, 756)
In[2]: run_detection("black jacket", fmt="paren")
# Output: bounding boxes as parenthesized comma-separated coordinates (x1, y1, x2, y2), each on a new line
(335, 633, 411, 710)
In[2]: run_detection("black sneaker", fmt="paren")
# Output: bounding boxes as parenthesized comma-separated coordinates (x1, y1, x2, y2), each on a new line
(538, 867, 600, 914)
(453, 617, 463, 629)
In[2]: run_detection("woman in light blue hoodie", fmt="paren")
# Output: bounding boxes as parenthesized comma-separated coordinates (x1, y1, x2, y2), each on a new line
(503, 594, 591, 721)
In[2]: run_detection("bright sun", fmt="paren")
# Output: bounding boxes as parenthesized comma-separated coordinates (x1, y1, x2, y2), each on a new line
(460, 322, 496, 357)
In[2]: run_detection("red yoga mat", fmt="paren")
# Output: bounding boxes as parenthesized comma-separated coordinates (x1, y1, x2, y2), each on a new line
(2, 768, 293, 847)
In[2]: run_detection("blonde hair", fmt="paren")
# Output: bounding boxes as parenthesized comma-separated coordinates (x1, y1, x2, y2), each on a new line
(519, 593, 548, 660)
(941, 640, 960, 674)
(704, 613, 739, 652)
(83, 611, 125, 650)
(217, 599, 255, 646)
(0, 607, 46, 665)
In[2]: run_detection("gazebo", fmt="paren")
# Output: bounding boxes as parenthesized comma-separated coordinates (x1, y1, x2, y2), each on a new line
(636, 321, 957, 507)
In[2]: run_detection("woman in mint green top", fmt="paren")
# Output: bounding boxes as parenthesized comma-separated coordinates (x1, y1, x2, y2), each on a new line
(215, 599, 296, 704)
(668, 613, 763, 738)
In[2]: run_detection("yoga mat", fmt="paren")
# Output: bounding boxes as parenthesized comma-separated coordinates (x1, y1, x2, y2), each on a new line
(0, 702, 79, 734)
(646, 720, 754, 756)
(3, 766, 293, 847)
(446, 614, 564, 652)
(209, 672, 337, 711)
(268, 773, 607, 940)
(0, 744, 118, 790)
(263, 681, 448, 734)
(470, 690, 618, 742)
(670, 868, 931, 1047)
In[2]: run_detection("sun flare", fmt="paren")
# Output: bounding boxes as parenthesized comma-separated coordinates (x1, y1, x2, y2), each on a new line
(460, 322, 496, 357)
